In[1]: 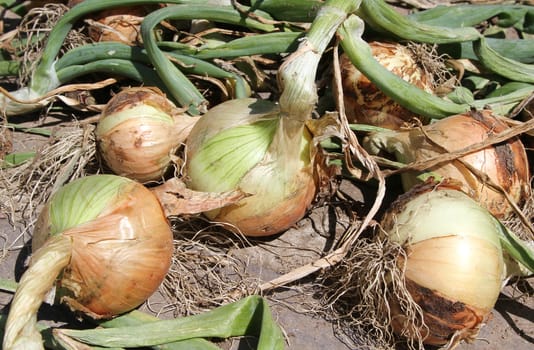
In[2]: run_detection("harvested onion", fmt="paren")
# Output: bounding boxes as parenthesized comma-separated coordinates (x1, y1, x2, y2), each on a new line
(382, 181, 504, 346)
(182, 0, 364, 237)
(340, 41, 434, 129)
(185, 98, 317, 237)
(67, 0, 154, 46)
(3, 175, 173, 350)
(364, 109, 530, 218)
(95, 87, 197, 183)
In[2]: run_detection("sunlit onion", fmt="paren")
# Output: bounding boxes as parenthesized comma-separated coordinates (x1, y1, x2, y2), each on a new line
(364, 109, 530, 218)
(67, 0, 153, 45)
(95, 87, 197, 183)
(3, 175, 173, 350)
(382, 181, 504, 346)
(185, 98, 317, 237)
(340, 41, 434, 129)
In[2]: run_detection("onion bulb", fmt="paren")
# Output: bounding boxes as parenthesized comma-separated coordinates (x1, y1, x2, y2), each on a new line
(185, 98, 317, 237)
(67, 1, 154, 45)
(364, 109, 530, 218)
(3, 175, 173, 350)
(95, 87, 197, 183)
(340, 41, 434, 129)
(382, 181, 504, 346)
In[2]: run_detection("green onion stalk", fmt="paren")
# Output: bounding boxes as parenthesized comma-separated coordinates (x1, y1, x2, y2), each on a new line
(56, 295, 285, 350)
(1, 281, 284, 350)
(2, 175, 174, 350)
(473, 36, 534, 84)
(0, 0, 215, 117)
(183, 0, 362, 236)
(338, 14, 534, 121)
(139, 3, 279, 114)
(54, 42, 252, 102)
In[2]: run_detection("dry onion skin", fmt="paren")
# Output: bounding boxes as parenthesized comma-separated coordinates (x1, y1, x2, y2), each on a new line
(340, 41, 434, 129)
(3, 175, 173, 350)
(364, 109, 531, 218)
(382, 181, 505, 347)
(185, 98, 317, 237)
(95, 87, 197, 183)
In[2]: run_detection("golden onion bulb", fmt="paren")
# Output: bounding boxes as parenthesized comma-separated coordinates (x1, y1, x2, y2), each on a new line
(382, 181, 504, 346)
(95, 87, 197, 183)
(67, 1, 153, 45)
(185, 98, 317, 237)
(364, 109, 530, 218)
(340, 41, 433, 129)
(3, 175, 173, 350)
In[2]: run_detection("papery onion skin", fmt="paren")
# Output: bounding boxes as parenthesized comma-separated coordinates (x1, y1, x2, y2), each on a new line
(382, 181, 504, 346)
(96, 87, 196, 183)
(340, 41, 433, 129)
(32, 174, 174, 318)
(366, 109, 530, 218)
(185, 98, 317, 237)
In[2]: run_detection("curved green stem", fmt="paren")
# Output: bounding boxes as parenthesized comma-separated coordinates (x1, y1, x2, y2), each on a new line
(55, 43, 150, 71)
(56, 44, 249, 99)
(30, 0, 200, 95)
(357, 0, 480, 43)
(339, 15, 470, 119)
(278, 0, 361, 121)
(55, 59, 165, 87)
(141, 4, 278, 113)
(474, 36, 534, 83)
(159, 31, 302, 60)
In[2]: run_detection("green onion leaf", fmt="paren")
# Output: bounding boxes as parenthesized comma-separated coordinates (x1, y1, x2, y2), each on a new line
(57, 295, 284, 350)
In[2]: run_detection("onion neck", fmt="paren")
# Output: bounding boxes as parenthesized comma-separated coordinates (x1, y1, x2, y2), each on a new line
(278, 0, 361, 121)
(274, 116, 311, 179)
(3, 235, 72, 350)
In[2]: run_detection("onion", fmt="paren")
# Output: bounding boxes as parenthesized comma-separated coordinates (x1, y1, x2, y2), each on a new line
(67, 0, 154, 46)
(340, 41, 434, 129)
(183, 0, 365, 237)
(185, 98, 317, 237)
(3, 174, 173, 350)
(382, 181, 504, 346)
(364, 109, 530, 218)
(95, 87, 198, 183)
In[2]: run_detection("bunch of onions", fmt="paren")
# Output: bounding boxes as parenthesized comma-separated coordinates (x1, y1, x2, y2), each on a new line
(3, 175, 173, 350)
(95, 87, 198, 183)
(185, 98, 317, 237)
(340, 41, 434, 129)
(364, 109, 530, 218)
(382, 180, 505, 346)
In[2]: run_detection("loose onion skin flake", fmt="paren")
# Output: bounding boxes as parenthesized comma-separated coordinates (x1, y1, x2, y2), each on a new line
(365, 109, 531, 218)
(3, 175, 173, 350)
(382, 181, 504, 347)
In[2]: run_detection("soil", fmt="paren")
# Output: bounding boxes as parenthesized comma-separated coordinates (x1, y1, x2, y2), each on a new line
(1, 2, 533, 350)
